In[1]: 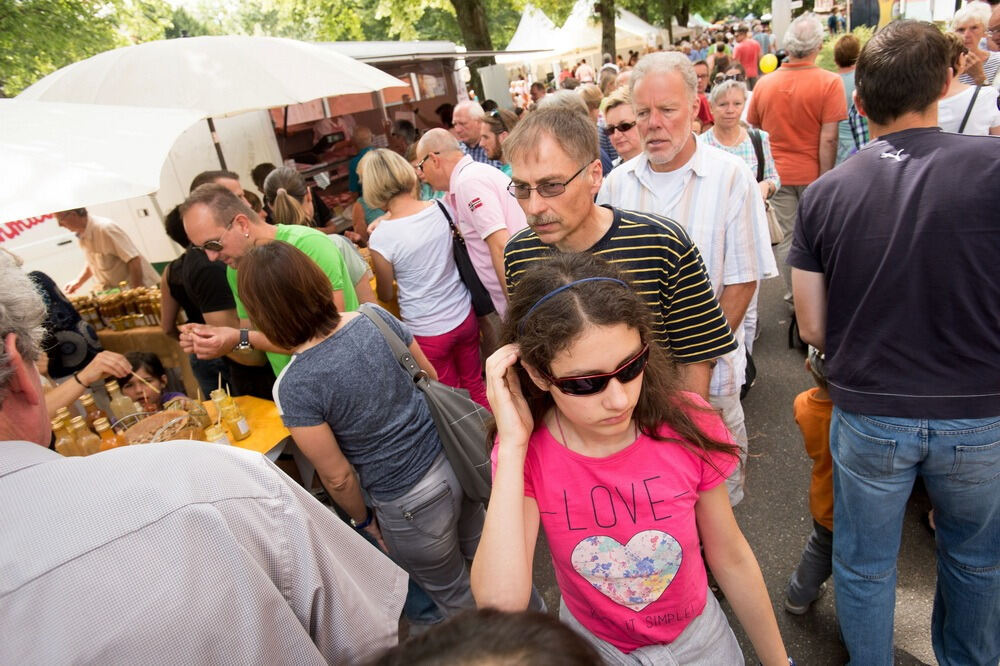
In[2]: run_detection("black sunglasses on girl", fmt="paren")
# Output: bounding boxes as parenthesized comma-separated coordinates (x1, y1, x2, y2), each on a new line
(543, 344, 650, 396)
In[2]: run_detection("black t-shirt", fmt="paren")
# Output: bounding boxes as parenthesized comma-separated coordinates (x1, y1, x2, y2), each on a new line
(168, 250, 234, 324)
(788, 127, 1000, 418)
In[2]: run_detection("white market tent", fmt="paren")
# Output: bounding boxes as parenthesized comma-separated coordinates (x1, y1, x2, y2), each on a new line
(556, 0, 667, 57)
(500, 0, 689, 69)
(689, 13, 711, 28)
(496, 5, 560, 64)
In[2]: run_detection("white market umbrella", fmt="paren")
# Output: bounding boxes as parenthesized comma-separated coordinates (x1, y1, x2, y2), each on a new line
(0, 100, 204, 222)
(18, 35, 408, 168)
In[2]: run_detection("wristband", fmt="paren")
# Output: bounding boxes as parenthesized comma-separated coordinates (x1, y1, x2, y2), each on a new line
(73, 372, 86, 387)
(350, 507, 374, 530)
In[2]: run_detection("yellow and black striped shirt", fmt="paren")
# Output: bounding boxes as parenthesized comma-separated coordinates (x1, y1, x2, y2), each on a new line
(504, 206, 737, 364)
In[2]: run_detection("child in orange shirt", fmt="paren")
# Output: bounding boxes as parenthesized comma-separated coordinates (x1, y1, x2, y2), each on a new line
(785, 346, 834, 614)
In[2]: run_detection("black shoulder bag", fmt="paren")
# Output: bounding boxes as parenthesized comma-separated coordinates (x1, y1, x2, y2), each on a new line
(957, 86, 982, 135)
(434, 200, 496, 317)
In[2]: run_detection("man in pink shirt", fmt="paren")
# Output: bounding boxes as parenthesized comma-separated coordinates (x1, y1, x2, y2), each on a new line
(733, 25, 762, 88)
(415, 129, 528, 323)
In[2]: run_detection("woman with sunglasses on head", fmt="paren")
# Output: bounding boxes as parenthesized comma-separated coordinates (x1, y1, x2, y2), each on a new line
(480, 108, 519, 177)
(471, 254, 788, 666)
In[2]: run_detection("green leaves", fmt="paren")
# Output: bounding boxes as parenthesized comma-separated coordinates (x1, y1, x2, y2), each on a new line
(0, 0, 123, 96)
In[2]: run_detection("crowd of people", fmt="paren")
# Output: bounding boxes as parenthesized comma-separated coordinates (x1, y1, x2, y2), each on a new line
(2, 5, 999, 665)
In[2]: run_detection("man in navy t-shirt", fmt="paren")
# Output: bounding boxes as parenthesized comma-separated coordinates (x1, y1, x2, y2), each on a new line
(788, 20, 1000, 666)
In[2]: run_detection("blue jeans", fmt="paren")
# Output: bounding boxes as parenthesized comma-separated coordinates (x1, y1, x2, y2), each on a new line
(830, 408, 1000, 666)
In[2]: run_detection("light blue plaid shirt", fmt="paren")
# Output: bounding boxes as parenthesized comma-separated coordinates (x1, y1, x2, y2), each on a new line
(460, 141, 505, 171)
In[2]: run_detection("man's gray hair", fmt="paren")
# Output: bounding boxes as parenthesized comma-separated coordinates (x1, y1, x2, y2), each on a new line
(454, 100, 486, 120)
(629, 52, 698, 100)
(0, 256, 46, 404)
(951, 1, 991, 30)
(416, 127, 463, 155)
(708, 79, 749, 106)
(784, 14, 826, 58)
(536, 89, 589, 115)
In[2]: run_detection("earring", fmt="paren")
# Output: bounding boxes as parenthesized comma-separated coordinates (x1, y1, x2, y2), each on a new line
(245, 232, 250, 238)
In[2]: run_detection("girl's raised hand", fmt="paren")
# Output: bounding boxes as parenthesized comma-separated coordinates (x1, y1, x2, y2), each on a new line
(485, 344, 534, 448)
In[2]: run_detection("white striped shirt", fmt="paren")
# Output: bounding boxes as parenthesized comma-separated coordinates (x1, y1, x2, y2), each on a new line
(597, 141, 777, 396)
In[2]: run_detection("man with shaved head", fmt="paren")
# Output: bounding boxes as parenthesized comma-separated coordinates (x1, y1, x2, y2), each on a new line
(415, 129, 526, 323)
(451, 101, 504, 169)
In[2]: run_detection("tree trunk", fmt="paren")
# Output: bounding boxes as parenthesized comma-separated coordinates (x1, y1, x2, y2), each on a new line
(450, 0, 494, 99)
(663, 0, 674, 44)
(600, 0, 616, 60)
(676, 0, 690, 28)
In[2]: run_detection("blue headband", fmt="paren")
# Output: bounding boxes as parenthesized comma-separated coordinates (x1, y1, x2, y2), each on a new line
(517, 277, 628, 334)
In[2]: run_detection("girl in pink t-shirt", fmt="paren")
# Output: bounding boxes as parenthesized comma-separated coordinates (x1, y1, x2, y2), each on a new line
(471, 254, 788, 665)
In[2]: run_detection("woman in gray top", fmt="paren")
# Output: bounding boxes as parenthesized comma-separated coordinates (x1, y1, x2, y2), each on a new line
(238, 240, 484, 617)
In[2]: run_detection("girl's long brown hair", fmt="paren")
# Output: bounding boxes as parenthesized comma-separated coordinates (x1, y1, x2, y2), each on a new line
(496, 253, 738, 462)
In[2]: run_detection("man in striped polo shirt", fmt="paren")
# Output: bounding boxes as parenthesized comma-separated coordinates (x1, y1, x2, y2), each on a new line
(502, 108, 737, 405)
(597, 52, 777, 506)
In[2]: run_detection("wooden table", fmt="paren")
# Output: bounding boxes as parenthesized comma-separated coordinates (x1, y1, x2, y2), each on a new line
(206, 396, 314, 486)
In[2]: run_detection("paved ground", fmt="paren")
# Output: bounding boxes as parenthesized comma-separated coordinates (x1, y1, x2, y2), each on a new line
(527, 276, 940, 665)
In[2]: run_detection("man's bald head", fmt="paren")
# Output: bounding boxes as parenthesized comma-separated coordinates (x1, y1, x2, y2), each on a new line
(417, 128, 463, 156)
(414, 129, 464, 192)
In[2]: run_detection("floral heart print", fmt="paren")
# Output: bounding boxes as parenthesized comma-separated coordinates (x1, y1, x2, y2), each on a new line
(570, 530, 683, 612)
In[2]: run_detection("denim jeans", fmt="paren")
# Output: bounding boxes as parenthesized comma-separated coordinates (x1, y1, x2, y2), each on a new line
(370, 453, 484, 618)
(830, 408, 1000, 666)
(787, 521, 832, 606)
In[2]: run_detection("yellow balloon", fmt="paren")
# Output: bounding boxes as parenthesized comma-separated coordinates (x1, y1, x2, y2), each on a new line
(759, 53, 778, 74)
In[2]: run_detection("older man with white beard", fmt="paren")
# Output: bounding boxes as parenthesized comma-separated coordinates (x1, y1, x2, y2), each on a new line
(597, 52, 776, 506)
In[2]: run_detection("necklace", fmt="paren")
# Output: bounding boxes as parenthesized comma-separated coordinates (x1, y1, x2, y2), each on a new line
(553, 409, 638, 453)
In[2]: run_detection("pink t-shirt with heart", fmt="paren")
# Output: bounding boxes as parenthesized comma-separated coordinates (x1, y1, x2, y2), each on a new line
(500, 393, 737, 653)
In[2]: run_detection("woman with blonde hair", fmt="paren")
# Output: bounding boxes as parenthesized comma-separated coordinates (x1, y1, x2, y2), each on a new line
(362, 148, 487, 408)
(262, 166, 377, 303)
(939, 31, 1000, 135)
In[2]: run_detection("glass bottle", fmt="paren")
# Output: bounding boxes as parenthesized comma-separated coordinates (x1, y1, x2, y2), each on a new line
(105, 380, 139, 421)
(210, 389, 233, 412)
(55, 406, 74, 433)
(79, 393, 106, 429)
(204, 424, 233, 446)
(221, 404, 251, 441)
(52, 419, 79, 456)
(70, 416, 102, 456)
(94, 417, 125, 452)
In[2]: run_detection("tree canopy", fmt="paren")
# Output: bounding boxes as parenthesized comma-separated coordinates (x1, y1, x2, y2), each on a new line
(2, 0, 772, 97)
